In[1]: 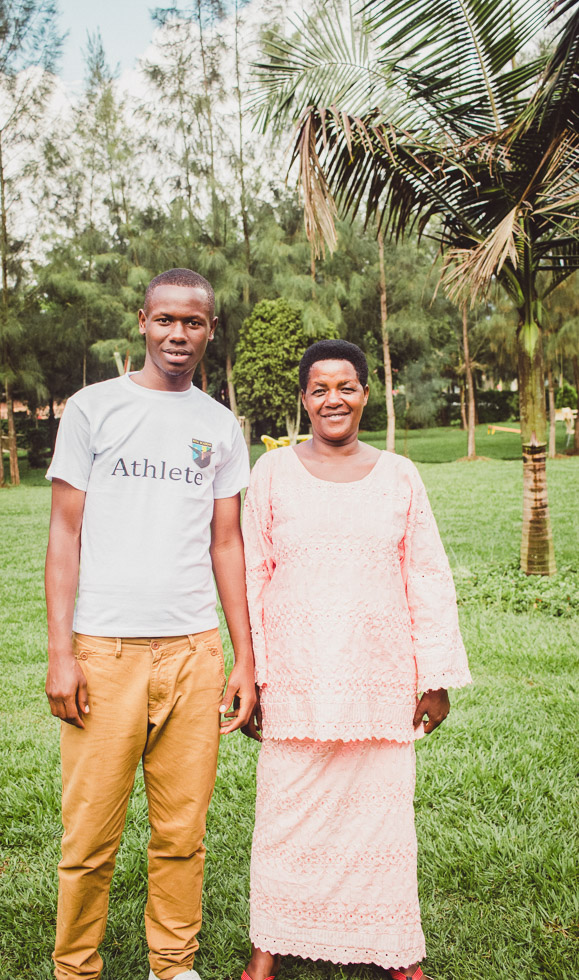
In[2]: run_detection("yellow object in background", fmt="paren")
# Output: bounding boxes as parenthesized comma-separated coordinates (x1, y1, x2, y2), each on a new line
(261, 435, 312, 451)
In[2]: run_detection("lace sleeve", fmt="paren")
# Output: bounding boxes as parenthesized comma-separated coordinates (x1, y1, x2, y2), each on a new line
(242, 458, 275, 687)
(402, 467, 472, 692)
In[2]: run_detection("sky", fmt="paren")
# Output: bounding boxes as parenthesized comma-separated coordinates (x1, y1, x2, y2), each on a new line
(57, 0, 189, 87)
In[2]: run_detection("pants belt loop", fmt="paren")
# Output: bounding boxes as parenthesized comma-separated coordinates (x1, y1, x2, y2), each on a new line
(115, 637, 122, 658)
(187, 633, 196, 651)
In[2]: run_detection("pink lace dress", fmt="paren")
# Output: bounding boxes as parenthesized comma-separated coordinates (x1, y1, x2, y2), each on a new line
(243, 448, 471, 968)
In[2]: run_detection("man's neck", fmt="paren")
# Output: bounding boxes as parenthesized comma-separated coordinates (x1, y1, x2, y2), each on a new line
(129, 366, 194, 392)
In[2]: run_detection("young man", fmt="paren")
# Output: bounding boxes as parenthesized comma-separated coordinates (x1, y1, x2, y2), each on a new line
(45, 269, 256, 980)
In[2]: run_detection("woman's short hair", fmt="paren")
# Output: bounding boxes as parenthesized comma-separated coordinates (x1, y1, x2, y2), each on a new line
(299, 340, 369, 391)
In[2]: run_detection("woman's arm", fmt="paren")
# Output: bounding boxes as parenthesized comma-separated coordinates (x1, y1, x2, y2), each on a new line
(242, 460, 275, 691)
(402, 466, 472, 702)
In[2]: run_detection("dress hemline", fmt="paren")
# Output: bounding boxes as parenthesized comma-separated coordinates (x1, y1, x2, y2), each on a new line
(250, 930, 426, 969)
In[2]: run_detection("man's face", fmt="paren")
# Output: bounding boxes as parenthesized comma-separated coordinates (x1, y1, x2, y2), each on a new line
(138, 285, 217, 387)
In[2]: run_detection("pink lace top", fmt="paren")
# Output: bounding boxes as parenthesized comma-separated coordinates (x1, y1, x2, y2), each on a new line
(243, 447, 471, 742)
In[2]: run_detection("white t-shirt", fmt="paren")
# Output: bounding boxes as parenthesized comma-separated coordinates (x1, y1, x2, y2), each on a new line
(46, 374, 250, 637)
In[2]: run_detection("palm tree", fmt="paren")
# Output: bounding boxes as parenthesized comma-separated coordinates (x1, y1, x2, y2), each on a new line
(253, 0, 579, 574)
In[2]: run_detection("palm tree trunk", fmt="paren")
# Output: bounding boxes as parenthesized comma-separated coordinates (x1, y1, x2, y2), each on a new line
(378, 235, 395, 453)
(6, 381, 19, 485)
(462, 306, 476, 459)
(518, 323, 556, 575)
(547, 366, 556, 459)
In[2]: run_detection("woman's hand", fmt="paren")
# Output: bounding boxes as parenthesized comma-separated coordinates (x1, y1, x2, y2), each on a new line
(241, 687, 263, 742)
(413, 688, 450, 734)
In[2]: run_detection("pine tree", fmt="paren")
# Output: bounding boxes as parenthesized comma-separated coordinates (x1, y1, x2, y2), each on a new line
(0, 0, 62, 486)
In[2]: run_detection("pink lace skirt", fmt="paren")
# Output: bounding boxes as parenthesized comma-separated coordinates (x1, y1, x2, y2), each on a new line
(250, 737, 426, 969)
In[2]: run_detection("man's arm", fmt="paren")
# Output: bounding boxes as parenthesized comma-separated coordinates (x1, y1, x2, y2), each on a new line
(210, 493, 256, 735)
(45, 478, 89, 729)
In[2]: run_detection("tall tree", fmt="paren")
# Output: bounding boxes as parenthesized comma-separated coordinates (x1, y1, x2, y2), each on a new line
(254, 0, 579, 574)
(545, 274, 579, 454)
(0, 0, 61, 486)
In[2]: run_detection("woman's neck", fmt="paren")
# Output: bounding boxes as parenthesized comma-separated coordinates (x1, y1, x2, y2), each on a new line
(300, 433, 362, 459)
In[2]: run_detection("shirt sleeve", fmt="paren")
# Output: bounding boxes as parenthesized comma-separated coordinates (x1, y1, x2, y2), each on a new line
(242, 456, 275, 687)
(45, 398, 93, 491)
(402, 465, 472, 692)
(213, 416, 250, 498)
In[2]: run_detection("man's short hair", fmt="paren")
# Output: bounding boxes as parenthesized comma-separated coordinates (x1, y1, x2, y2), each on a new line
(299, 339, 369, 390)
(144, 269, 215, 317)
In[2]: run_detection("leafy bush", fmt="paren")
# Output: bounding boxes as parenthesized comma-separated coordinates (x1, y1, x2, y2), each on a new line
(555, 381, 577, 410)
(455, 562, 579, 617)
(233, 299, 308, 434)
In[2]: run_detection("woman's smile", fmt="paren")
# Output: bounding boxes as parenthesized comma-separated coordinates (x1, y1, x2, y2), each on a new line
(302, 359, 369, 445)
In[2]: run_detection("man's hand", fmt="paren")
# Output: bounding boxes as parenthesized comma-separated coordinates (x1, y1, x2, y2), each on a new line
(46, 652, 89, 729)
(413, 687, 450, 734)
(219, 660, 257, 735)
(45, 479, 87, 728)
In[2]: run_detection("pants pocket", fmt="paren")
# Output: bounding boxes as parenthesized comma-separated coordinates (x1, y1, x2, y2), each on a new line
(199, 631, 226, 687)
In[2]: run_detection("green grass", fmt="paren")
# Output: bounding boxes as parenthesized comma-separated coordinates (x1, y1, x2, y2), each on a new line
(250, 421, 573, 467)
(0, 440, 578, 980)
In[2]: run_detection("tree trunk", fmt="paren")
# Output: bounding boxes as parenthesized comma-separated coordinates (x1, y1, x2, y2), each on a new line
(286, 394, 302, 445)
(235, 0, 251, 306)
(48, 396, 57, 452)
(459, 382, 467, 430)
(518, 322, 556, 575)
(242, 416, 251, 456)
(462, 306, 476, 459)
(0, 131, 8, 488)
(197, 0, 219, 243)
(573, 356, 579, 454)
(6, 381, 19, 485)
(547, 365, 556, 459)
(225, 350, 237, 416)
(378, 235, 395, 453)
(0, 416, 5, 487)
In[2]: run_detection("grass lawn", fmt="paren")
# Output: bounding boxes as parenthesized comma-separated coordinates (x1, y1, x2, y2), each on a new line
(0, 433, 577, 980)
(250, 421, 573, 467)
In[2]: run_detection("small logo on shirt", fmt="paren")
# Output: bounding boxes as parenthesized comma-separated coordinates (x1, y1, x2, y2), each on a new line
(190, 438, 213, 468)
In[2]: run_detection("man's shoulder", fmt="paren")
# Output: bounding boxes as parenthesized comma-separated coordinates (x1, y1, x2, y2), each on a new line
(192, 386, 238, 423)
(67, 376, 126, 410)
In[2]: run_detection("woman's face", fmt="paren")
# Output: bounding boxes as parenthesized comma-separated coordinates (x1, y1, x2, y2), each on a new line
(302, 359, 369, 443)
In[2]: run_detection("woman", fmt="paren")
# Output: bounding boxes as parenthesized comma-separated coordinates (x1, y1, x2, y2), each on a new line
(241, 340, 471, 980)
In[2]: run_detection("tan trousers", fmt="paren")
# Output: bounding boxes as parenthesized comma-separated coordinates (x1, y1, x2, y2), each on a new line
(53, 630, 225, 980)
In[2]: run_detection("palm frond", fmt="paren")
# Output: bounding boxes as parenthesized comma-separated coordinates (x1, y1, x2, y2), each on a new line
(440, 207, 525, 305)
(363, 0, 551, 131)
(511, 3, 579, 139)
(251, 1, 393, 133)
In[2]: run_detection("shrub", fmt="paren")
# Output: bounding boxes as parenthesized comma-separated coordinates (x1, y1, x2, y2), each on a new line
(456, 562, 579, 617)
(555, 381, 577, 410)
(233, 299, 308, 435)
